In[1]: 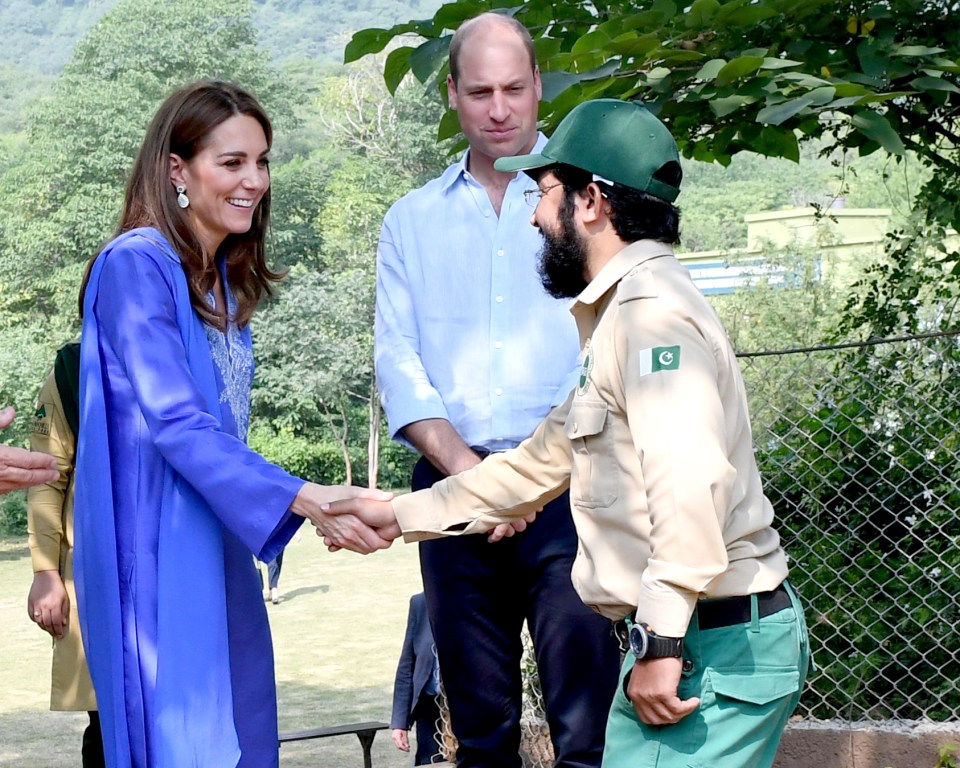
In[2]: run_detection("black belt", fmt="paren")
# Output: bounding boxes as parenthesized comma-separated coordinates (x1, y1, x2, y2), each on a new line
(696, 583, 792, 631)
(613, 583, 793, 647)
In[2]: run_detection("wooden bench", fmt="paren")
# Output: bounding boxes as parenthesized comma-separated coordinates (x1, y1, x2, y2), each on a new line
(279, 721, 389, 768)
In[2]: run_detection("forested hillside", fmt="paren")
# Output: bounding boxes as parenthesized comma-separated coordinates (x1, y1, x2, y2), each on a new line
(0, 0, 438, 71)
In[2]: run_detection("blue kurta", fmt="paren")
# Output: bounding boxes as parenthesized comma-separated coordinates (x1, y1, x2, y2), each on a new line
(75, 228, 305, 768)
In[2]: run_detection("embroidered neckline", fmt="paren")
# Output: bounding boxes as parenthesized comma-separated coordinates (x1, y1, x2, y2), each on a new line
(204, 286, 253, 440)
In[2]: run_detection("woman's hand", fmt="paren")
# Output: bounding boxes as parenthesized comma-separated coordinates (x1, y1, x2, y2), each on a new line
(28, 570, 69, 639)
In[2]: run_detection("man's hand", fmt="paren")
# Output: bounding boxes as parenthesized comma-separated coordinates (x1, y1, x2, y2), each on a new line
(290, 483, 395, 554)
(0, 407, 59, 495)
(391, 728, 410, 752)
(625, 656, 700, 726)
(487, 509, 540, 543)
(28, 570, 69, 639)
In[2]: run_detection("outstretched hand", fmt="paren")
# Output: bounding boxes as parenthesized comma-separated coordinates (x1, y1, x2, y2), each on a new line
(0, 407, 59, 495)
(290, 483, 395, 554)
(322, 497, 402, 551)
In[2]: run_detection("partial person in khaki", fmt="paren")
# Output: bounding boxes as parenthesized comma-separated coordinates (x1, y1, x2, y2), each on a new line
(27, 342, 104, 767)
(328, 99, 811, 768)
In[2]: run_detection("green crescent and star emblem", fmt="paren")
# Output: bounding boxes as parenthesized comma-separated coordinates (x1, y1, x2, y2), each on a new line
(639, 345, 681, 376)
(35, 404, 46, 419)
(577, 338, 594, 395)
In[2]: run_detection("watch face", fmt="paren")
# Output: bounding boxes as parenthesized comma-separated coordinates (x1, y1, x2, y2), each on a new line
(629, 625, 648, 659)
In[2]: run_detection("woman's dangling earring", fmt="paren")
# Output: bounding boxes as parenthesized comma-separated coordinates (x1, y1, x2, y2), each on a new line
(176, 184, 190, 209)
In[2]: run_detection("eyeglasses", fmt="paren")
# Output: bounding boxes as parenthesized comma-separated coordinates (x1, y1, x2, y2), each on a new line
(523, 182, 563, 207)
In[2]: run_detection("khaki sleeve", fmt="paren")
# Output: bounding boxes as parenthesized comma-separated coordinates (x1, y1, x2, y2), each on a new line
(618, 297, 735, 637)
(26, 372, 74, 574)
(394, 394, 574, 541)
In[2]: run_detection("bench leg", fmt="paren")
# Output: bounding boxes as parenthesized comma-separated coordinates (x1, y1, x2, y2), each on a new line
(356, 730, 377, 768)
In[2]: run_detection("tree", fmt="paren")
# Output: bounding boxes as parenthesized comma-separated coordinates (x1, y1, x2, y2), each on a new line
(347, 0, 960, 335)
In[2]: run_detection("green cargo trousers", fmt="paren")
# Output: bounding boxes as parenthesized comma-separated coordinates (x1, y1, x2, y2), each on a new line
(603, 583, 810, 768)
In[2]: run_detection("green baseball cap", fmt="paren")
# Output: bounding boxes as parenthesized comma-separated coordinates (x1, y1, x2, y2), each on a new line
(495, 98, 681, 202)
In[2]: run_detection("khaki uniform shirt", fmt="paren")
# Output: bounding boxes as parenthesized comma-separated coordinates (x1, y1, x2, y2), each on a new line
(28, 371, 97, 711)
(395, 240, 788, 637)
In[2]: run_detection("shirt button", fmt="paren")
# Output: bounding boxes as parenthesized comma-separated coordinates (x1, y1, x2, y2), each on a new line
(494, 341, 503, 349)
(572, 423, 578, 433)
(495, 387, 503, 396)
(497, 249, 504, 257)
(495, 295, 504, 303)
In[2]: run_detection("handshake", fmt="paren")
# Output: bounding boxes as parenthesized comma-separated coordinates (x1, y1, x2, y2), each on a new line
(290, 483, 401, 554)
(288, 482, 539, 554)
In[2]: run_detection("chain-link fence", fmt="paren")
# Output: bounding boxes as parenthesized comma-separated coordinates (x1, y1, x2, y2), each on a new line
(741, 330, 960, 723)
(435, 330, 960, 765)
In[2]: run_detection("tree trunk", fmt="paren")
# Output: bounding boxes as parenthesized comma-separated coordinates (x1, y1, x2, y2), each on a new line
(367, 377, 381, 488)
(321, 400, 352, 485)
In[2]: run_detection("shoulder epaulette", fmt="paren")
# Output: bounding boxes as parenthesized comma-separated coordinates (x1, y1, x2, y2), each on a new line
(617, 266, 659, 304)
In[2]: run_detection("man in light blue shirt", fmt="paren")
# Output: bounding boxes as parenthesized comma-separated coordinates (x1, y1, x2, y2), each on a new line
(375, 12, 620, 768)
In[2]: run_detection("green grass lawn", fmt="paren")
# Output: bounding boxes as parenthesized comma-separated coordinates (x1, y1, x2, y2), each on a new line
(0, 531, 424, 767)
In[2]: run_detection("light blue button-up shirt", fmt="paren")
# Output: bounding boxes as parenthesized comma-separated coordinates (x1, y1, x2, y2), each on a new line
(375, 135, 581, 451)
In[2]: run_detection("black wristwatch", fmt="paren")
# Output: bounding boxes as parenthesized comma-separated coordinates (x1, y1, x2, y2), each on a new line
(629, 622, 684, 660)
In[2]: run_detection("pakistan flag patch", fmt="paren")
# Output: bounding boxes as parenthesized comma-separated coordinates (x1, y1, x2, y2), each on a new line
(639, 345, 680, 376)
(35, 404, 46, 419)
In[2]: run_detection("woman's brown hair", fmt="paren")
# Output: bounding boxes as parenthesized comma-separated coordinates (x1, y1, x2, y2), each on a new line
(80, 80, 283, 329)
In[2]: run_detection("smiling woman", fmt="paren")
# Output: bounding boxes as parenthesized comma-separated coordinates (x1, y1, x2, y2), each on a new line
(71, 80, 393, 768)
(169, 113, 271, 274)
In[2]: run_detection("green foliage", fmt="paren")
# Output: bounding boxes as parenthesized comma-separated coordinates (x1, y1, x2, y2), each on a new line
(937, 743, 958, 768)
(839, 211, 960, 339)
(377, 437, 418, 490)
(0, 0, 116, 73)
(0, 492, 28, 536)
(0, 63, 53, 135)
(254, 0, 441, 63)
(249, 424, 356, 484)
(711, 240, 843, 353)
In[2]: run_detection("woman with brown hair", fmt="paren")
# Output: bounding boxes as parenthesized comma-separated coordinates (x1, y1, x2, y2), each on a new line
(74, 80, 390, 768)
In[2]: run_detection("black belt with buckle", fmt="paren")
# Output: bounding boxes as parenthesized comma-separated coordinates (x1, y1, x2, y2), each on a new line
(696, 583, 792, 631)
(613, 583, 793, 649)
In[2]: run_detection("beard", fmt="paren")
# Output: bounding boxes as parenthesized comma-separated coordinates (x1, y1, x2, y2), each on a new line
(537, 197, 590, 299)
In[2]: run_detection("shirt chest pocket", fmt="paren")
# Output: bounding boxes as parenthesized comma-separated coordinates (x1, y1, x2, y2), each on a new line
(565, 400, 619, 508)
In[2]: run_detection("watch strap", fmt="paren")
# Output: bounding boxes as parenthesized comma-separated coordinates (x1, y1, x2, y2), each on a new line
(646, 632, 683, 658)
(633, 622, 683, 659)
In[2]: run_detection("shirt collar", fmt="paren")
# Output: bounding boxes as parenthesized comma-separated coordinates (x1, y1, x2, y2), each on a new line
(573, 240, 675, 309)
(440, 132, 550, 194)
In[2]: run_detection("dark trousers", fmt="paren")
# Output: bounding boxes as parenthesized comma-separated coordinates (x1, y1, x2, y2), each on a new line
(83, 711, 105, 768)
(414, 457, 621, 768)
(267, 550, 283, 590)
(412, 691, 443, 766)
